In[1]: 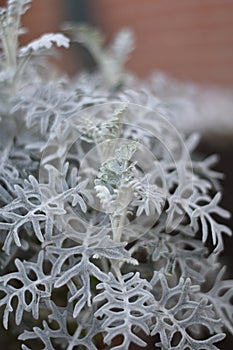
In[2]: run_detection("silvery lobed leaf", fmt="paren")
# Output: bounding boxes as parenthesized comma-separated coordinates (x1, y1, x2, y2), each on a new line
(20, 33, 70, 56)
(94, 271, 154, 349)
(150, 270, 225, 350)
(0, 251, 52, 329)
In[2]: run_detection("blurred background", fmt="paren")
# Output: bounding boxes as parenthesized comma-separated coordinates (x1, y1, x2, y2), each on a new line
(17, 0, 233, 348)
(19, 0, 233, 134)
(20, 0, 233, 85)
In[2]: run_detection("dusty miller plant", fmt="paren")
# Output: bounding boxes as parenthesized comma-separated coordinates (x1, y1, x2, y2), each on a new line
(0, 1, 233, 349)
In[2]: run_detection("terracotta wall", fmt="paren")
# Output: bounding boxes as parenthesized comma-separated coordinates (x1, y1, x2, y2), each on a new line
(93, 0, 233, 87)
(21, 0, 63, 43)
(3, 0, 233, 86)
(0, 1, 62, 44)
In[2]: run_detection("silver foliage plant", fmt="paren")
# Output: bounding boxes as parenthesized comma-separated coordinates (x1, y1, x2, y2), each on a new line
(0, 1, 232, 349)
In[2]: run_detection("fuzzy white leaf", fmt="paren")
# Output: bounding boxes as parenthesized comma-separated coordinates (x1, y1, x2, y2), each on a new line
(20, 33, 70, 55)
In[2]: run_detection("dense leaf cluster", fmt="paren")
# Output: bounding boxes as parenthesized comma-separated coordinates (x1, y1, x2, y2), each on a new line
(0, 1, 232, 349)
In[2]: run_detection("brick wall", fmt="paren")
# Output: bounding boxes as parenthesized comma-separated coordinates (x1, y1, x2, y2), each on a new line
(93, 0, 233, 86)
(21, 0, 63, 43)
(1, 0, 63, 44)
